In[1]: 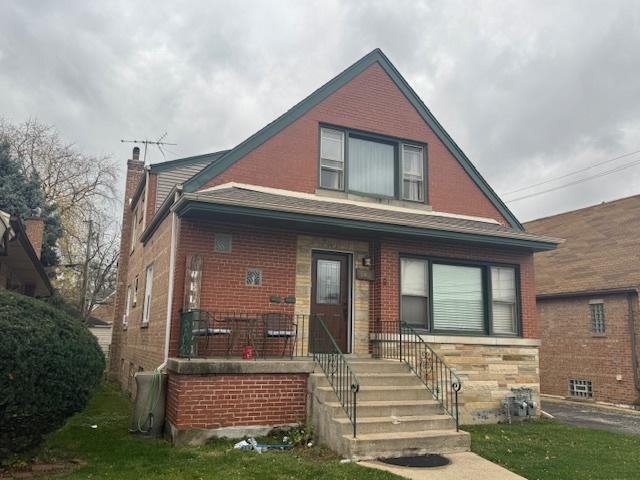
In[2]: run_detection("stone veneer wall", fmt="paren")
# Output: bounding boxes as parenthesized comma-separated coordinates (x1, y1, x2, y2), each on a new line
(294, 235, 371, 355)
(427, 339, 540, 424)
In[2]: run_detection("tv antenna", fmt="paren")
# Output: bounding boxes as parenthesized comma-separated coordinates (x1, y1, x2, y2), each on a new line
(120, 132, 177, 163)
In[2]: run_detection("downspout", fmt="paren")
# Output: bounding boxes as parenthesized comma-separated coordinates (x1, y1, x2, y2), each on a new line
(157, 189, 181, 371)
(627, 291, 640, 394)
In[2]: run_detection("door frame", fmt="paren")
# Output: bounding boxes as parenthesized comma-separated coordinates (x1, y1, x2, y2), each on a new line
(310, 249, 354, 354)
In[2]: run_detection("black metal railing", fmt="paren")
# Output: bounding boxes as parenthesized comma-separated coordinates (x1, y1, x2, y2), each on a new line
(372, 320, 462, 430)
(178, 310, 309, 359)
(310, 314, 360, 437)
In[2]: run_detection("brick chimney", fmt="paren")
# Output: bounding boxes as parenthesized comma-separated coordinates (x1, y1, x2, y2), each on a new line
(24, 211, 45, 259)
(109, 147, 145, 379)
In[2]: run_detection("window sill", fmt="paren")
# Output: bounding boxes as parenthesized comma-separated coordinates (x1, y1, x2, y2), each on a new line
(314, 188, 432, 211)
(417, 333, 538, 347)
(140, 322, 149, 329)
(592, 334, 607, 338)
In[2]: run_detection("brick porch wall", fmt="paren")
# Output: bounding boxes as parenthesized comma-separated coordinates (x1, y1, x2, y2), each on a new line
(166, 373, 307, 430)
(538, 293, 640, 406)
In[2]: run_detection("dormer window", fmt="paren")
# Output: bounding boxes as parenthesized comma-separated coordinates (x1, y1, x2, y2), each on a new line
(319, 126, 426, 203)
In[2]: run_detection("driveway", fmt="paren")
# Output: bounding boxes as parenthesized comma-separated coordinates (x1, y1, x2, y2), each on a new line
(542, 399, 640, 435)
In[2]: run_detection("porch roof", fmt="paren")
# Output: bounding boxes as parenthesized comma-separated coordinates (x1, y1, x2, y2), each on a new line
(172, 184, 561, 251)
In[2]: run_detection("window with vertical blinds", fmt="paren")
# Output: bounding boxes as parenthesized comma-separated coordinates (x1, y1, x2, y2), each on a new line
(348, 137, 395, 197)
(491, 266, 517, 335)
(432, 264, 484, 332)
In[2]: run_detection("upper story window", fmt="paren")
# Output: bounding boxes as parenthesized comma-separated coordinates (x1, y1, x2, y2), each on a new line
(130, 208, 138, 253)
(319, 126, 426, 202)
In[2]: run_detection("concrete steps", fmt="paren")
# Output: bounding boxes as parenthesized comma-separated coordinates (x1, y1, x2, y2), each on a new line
(309, 358, 470, 460)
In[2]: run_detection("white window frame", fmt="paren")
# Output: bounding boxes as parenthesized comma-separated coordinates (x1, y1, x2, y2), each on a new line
(142, 265, 154, 325)
(319, 127, 345, 191)
(401, 144, 424, 202)
(123, 285, 132, 326)
(130, 208, 138, 253)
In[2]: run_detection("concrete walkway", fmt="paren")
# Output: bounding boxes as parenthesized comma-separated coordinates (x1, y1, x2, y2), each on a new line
(359, 452, 526, 480)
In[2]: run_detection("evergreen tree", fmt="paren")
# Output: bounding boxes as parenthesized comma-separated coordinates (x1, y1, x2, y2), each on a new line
(0, 143, 62, 266)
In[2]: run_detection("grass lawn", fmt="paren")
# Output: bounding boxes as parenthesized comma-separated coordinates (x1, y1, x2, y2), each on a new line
(466, 420, 640, 480)
(40, 383, 400, 480)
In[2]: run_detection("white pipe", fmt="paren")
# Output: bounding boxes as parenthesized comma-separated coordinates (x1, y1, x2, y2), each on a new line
(158, 196, 179, 371)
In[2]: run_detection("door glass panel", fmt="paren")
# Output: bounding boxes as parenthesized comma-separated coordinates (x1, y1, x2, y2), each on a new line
(316, 259, 341, 304)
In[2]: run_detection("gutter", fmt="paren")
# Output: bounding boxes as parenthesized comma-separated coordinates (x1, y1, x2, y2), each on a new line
(157, 190, 180, 371)
(627, 291, 640, 394)
(537, 287, 640, 300)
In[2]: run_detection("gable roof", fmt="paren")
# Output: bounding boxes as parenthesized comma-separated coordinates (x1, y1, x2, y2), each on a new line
(149, 149, 230, 173)
(182, 49, 523, 230)
(524, 194, 640, 296)
(172, 183, 559, 251)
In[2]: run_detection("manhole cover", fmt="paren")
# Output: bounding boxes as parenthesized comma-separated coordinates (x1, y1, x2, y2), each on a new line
(380, 454, 450, 468)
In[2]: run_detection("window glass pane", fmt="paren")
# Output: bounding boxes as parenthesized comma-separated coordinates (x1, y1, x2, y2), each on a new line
(401, 296, 428, 328)
(321, 128, 344, 162)
(316, 259, 341, 304)
(401, 258, 428, 296)
(320, 168, 343, 190)
(143, 265, 154, 323)
(491, 267, 516, 334)
(402, 145, 424, 201)
(590, 303, 605, 333)
(432, 264, 484, 332)
(348, 137, 395, 197)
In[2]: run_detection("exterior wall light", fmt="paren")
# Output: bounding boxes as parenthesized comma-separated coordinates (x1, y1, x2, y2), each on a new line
(362, 256, 372, 267)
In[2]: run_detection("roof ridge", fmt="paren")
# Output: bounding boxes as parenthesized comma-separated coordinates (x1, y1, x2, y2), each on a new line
(525, 193, 640, 224)
(149, 149, 230, 172)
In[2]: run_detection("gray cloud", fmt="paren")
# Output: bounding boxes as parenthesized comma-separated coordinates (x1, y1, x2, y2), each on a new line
(1, 0, 639, 222)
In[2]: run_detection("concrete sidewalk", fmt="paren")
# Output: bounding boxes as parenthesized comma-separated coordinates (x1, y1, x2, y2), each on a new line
(359, 452, 526, 480)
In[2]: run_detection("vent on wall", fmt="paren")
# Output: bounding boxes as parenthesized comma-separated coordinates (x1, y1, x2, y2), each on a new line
(569, 379, 593, 398)
(214, 233, 232, 253)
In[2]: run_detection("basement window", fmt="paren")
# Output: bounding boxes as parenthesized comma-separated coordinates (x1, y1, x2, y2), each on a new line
(569, 379, 593, 398)
(589, 301, 605, 334)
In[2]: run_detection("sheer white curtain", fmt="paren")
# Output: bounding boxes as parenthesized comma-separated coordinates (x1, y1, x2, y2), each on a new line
(348, 137, 395, 196)
(491, 267, 516, 334)
(402, 145, 423, 201)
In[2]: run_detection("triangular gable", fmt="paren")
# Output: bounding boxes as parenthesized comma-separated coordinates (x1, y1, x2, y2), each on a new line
(183, 48, 523, 230)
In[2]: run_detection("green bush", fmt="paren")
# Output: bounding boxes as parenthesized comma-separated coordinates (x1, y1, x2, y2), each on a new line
(0, 289, 105, 459)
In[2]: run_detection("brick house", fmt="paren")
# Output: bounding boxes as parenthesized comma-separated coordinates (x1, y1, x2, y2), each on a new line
(109, 49, 558, 458)
(0, 209, 52, 297)
(525, 195, 640, 407)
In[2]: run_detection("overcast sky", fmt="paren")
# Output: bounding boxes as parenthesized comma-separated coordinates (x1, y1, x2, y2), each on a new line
(1, 0, 639, 222)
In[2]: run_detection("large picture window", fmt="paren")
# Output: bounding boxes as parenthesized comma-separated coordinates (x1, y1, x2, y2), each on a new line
(399, 257, 520, 336)
(319, 126, 426, 202)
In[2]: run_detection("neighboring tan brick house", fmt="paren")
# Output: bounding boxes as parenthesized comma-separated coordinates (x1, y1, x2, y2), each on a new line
(109, 49, 558, 456)
(525, 195, 640, 407)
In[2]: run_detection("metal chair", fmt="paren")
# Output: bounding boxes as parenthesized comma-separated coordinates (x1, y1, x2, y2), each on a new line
(190, 310, 233, 357)
(262, 313, 297, 358)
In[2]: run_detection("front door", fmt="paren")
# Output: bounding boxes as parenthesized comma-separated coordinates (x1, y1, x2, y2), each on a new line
(311, 252, 350, 352)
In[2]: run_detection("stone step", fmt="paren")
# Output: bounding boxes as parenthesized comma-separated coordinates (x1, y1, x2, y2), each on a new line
(334, 414, 455, 435)
(316, 385, 433, 402)
(347, 359, 410, 374)
(352, 372, 420, 387)
(325, 399, 443, 418)
(344, 429, 471, 460)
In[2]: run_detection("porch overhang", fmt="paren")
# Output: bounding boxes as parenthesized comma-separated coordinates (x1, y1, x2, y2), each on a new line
(171, 185, 561, 252)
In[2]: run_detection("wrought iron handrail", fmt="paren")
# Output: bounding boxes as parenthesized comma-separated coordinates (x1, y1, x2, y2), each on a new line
(373, 320, 462, 430)
(310, 315, 360, 437)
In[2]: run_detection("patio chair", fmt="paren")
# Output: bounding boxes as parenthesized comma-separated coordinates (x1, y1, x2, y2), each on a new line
(190, 310, 233, 357)
(261, 313, 297, 358)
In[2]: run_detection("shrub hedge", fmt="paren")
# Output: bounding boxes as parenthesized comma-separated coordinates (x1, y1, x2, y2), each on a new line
(0, 289, 105, 459)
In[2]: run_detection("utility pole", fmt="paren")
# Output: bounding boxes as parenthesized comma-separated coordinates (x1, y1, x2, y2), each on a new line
(80, 219, 93, 320)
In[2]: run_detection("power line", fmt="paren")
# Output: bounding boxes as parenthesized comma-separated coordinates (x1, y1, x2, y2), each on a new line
(502, 149, 640, 196)
(505, 157, 640, 203)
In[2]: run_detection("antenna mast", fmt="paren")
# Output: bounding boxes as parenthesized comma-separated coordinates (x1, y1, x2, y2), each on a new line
(120, 132, 177, 163)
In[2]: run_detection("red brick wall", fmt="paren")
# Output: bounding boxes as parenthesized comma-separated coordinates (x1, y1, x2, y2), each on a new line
(168, 220, 298, 357)
(166, 373, 307, 430)
(538, 293, 640, 405)
(372, 238, 537, 338)
(200, 63, 508, 224)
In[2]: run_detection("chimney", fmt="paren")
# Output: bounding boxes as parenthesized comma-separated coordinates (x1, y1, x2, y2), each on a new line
(24, 211, 45, 259)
